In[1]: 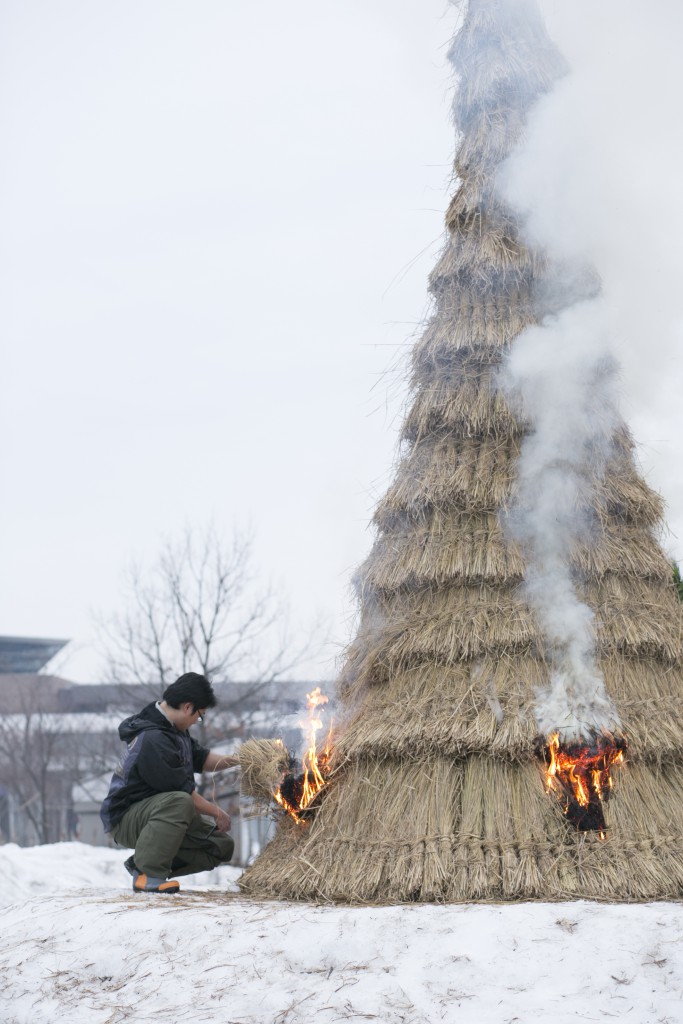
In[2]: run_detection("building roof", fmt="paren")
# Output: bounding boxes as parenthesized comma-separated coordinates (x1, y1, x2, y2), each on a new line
(0, 636, 69, 674)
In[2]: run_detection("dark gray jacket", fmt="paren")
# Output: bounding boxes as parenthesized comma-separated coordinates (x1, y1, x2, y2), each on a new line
(100, 703, 209, 832)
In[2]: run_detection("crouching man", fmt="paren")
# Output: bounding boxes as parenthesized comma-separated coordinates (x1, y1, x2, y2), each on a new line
(100, 672, 235, 894)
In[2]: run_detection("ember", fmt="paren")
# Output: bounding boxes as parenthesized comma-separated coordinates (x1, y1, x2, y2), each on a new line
(542, 732, 626, 835)
(274, 687, 333, 823)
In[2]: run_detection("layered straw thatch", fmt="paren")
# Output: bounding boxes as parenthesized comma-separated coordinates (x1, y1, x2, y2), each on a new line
(240, 0, 683, 903)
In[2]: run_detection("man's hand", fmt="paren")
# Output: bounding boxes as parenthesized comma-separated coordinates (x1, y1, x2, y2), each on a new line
(191, 789, 232, 833)
(214, 808, 231, 833)
(202, 752, 239, 773)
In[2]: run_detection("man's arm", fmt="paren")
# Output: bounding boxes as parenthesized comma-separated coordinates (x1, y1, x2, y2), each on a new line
(202, 752, 239, 773)
(192, 751, 238, 832)
(191, 790, 231, 833)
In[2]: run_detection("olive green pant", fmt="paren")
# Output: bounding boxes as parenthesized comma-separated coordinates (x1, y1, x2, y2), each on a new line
(112, 791, 234, 879)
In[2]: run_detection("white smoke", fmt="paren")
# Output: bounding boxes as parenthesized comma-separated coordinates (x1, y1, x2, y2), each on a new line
(505, 0, 683, 557)
(491, 0, 683, 739)
(499, 301, 621, 739)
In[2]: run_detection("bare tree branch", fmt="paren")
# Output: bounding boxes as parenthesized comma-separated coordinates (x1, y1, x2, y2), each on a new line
(95, 523, 321, 717)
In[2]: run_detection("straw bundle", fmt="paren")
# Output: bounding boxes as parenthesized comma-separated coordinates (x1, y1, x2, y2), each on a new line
(241, 0, 683, 903)
(356, 515, 671, 594)
(374, 434, 664, 528)
(237, 738, 290, 802)
(402, 371, 522, 442)
(414, 301, 534, 360)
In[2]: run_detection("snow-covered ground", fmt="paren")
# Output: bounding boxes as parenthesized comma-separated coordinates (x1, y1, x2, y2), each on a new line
(1, 843, 683, 1023)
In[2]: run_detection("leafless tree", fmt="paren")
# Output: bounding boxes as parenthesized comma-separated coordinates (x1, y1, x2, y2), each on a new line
(96, 524, 320, 751)
(0, 679, 118, 844)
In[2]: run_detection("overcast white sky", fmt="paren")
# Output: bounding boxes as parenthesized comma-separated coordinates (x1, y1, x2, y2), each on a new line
(1, 0, 681, 683)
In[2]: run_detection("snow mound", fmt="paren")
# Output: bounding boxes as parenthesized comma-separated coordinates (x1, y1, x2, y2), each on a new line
(1, 843, 683, 1023)
(0, 841, 240, 909)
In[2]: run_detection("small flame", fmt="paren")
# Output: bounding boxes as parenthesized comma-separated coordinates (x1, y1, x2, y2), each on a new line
(544, 731, 625, 835)
(274, 687, 333, 823)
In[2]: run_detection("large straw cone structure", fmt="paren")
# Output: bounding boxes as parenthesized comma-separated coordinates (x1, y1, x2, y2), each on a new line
(241, 0, 683, 903)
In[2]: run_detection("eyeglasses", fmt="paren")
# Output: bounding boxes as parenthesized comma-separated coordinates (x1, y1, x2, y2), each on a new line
(196, 709, 206, 723)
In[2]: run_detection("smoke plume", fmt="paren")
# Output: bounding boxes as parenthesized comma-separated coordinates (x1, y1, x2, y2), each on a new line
(490, 0, 683, 739)
(498, 299, 621, 739)
(505, 0, 683, 555)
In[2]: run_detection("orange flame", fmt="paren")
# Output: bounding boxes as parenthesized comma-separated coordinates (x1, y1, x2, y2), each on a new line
(544, 731, 625, 835)
(274, 687, 333, 823)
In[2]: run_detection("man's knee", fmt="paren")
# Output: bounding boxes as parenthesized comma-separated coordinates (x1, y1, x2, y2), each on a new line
(212, 833, 235, 865)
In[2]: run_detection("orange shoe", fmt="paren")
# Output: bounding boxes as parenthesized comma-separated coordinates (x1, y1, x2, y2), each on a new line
(132, 872, 180, 894)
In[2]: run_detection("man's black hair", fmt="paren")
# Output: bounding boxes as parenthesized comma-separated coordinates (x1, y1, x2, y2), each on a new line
(162, 672, 217, 711)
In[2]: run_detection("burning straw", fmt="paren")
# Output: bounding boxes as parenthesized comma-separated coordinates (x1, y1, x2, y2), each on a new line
(274, 687, 334, 822)
(236, 689, 335, 818)
(541, 730, 627, 835)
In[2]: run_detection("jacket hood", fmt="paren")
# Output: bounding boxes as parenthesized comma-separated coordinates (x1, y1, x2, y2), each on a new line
(118, 702, 176, 742)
